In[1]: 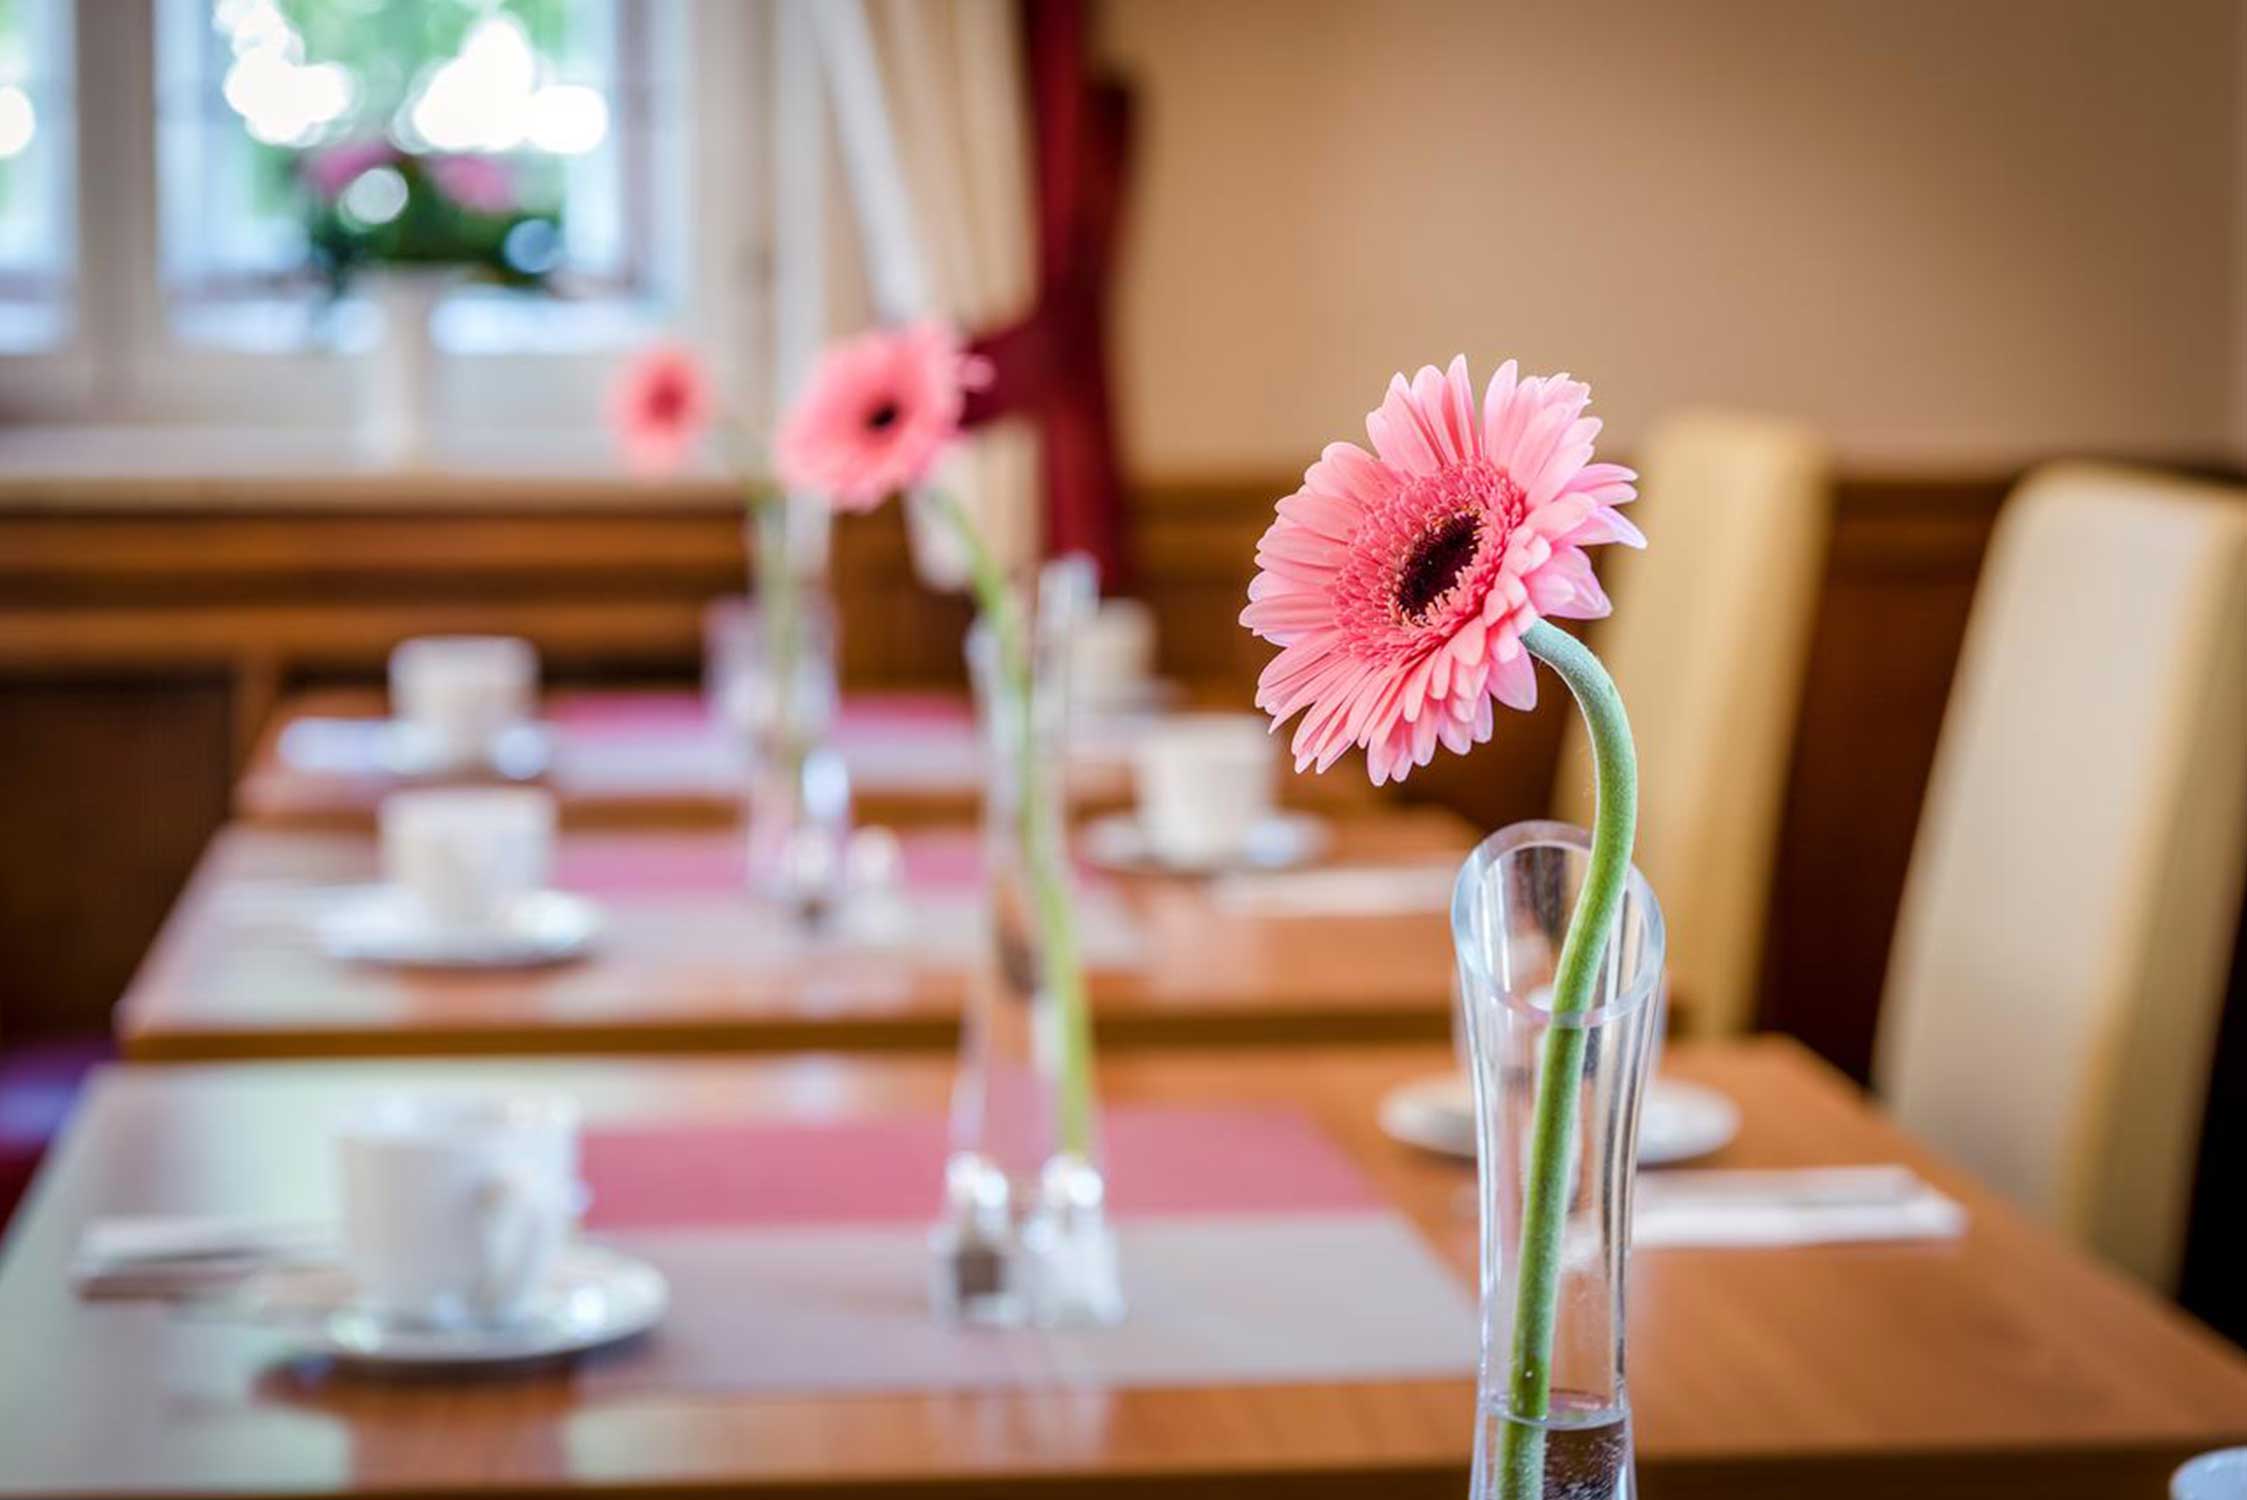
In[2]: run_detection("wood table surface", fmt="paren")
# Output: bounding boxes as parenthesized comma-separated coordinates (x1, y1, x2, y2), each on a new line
(5, 1038, 2244, 1499)
(117, 812, 1476, 1062)
(234, 686, 1136, 831)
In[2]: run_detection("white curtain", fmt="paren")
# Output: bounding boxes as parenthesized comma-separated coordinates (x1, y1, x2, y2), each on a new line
(794, 0, 1043, 587)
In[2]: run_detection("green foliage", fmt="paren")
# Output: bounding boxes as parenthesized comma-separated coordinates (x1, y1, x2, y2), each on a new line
(261, 1, 581, 289)
(304, 150, 557, 290)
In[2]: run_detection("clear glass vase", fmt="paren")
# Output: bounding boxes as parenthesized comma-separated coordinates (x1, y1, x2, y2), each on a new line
(933, 562, 1121, 1327)
(1454, 820, 1666, 1500)
(736, 496, 850, 922)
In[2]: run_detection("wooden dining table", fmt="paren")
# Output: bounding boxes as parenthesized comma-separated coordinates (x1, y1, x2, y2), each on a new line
(4, 1038, 2243, 1499)
(116, 811, 1478, 1061)
(235, 686, 1126, 830)
(236, 686, 1383, 832)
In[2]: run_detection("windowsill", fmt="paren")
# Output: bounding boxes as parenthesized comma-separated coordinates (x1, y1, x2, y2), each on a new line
(166, 287, 669, 357)
(0, 424, 751, 511)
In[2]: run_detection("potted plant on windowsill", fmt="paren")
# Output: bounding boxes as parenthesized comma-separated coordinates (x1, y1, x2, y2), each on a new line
(299, 140, 562, 465)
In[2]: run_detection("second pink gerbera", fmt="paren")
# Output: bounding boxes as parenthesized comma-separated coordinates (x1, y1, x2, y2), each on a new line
(608, 342, 714, 476)
(774, 321, 990, 511)
(1242, 357, 1642, 786)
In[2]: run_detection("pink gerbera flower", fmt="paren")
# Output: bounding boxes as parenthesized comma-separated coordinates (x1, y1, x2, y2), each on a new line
(609, 343, 714, 476)
(1242, 357, 1642, 786)
(774, 321, 991, 511)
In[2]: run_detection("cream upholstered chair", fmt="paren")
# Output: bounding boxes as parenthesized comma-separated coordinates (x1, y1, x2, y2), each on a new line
(1875, 463, 2247, 1290)
(1556, 412, 1832, 1036)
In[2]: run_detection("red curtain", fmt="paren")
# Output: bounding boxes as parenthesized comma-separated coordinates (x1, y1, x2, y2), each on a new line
(963, 0, 1135, 589)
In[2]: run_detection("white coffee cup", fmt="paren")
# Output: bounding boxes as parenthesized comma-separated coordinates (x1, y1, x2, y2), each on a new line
(1131, 713, 1277, 865)
(337, 1089, 584, 1328)
(379, 786, 555, 931)
(1071, 597, 1158, 713)
(389, 635, 540, 768)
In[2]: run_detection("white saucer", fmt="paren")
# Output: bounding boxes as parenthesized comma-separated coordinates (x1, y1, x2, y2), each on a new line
(1378, 1074, 1741, 1167)
(383, 721, 555, 781)
(317, 888, 603, 969)
(220, 1244, 667, 1368)
(1080, 811, 1330, 875)
(279, 719, 554, 781)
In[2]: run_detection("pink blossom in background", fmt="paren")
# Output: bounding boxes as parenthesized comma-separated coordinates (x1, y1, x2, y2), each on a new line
(302, 138, 398, 202)
(426, 154, 516, 215)
(773, 321, 992, 512)
(609, 343, 715, 476)
(1241, 358, 1642, 786)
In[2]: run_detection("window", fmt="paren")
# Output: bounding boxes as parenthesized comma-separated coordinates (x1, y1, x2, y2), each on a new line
(153, 0, 684, 353)
(0, 0, 71, 351)
(0, 1, 739, 435)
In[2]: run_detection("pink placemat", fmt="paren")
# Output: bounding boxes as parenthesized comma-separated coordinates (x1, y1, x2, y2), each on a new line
(580, 1106, 1379, 1232)
(546, 692, 712, 738)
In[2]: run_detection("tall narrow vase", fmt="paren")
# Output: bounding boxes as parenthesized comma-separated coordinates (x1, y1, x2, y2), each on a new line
(1454, 821, 1666, 1500)
(934, 567, 1120, 1328)
(358, 270, 452, 467)
(739, 495, 850, 921)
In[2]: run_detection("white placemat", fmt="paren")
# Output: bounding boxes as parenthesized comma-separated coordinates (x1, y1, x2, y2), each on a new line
(575, 1213, 1475, 1395)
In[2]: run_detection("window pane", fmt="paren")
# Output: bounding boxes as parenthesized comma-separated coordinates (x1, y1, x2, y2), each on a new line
(154, 0, 676, 352)
(0, 0, 72, 351)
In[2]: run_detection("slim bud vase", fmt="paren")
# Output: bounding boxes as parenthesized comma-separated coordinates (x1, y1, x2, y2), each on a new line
(1454, 821, 1666, 1500)
(740, 496, 850, 922)
(934, 566, 1121, 1327)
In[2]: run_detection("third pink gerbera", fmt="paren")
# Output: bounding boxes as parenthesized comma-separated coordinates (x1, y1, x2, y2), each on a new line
(609, 342, 713, 477)
(774, 321, 990, 511)
(1242, 357, 1642, 785)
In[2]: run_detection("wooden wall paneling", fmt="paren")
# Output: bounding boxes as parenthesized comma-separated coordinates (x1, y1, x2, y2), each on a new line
(0, 676, 235, 1042)
(1757, 477, 2008, 1082)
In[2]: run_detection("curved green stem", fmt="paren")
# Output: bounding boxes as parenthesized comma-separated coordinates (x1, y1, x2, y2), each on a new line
(750, 492, 801, 746)
(1499, 621, 1639, 1500)
(930, 491, 1095, 1159)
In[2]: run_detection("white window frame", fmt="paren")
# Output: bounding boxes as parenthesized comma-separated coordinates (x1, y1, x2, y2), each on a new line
(0, 0, 766, 451)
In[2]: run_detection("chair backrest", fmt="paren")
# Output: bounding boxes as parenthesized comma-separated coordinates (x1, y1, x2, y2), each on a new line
(1556, 411, 1832, 1036)
(1875, 463, 2247, 1289)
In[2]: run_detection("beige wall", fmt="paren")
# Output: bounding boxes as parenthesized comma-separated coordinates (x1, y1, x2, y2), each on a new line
(1098, 0, 2238, 477)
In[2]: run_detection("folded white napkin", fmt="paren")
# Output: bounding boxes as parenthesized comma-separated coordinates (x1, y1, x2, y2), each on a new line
(72, 1215, 333, 1299)
(1211, 863, 1460, 917)
(1633, 1166, 1966, 1249)
(275, 717, 389, 774)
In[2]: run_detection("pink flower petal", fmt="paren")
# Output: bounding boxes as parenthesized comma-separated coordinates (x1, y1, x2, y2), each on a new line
(1365, 373, 1443, 476)
(1491, 647, 1538, 710)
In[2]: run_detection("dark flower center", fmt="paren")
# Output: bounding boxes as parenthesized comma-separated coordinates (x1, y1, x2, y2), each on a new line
(1394, 510, 1485, 624)
(865, 399, 901, 432)
(645, 376, 687, 424)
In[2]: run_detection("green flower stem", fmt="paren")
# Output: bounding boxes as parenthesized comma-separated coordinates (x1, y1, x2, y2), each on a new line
(1501, 621, 1639, 1500)
(750, 492, 801, 745)
(930, 491, 1096, 1160)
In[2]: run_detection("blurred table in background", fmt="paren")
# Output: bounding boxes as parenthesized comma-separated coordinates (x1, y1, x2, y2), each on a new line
(237, 687, 1138, 829)
(239, 687, 1381, 831)
(117, 812, 1476, 1061)
(5, 1039, 2243, 1499)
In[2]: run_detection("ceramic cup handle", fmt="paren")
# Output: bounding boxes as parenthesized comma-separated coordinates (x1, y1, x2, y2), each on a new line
(472, 1167, 568, 1320)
